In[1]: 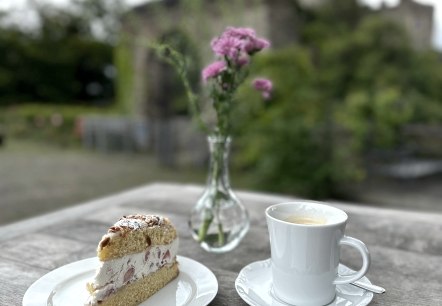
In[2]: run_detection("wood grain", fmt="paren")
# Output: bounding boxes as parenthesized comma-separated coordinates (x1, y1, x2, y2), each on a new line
(0, 183, 441, 305)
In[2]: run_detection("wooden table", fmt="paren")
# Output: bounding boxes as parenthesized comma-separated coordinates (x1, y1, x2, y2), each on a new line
(1, 183, 441, 305)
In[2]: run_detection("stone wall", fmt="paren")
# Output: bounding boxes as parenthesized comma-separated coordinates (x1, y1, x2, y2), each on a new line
(380, 0, 433, 50)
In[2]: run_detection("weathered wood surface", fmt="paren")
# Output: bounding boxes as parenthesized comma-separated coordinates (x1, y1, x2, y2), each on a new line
(0, 183, 441, 306)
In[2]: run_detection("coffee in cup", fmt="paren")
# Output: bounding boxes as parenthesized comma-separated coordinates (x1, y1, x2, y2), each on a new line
(283, 215, 326, 225)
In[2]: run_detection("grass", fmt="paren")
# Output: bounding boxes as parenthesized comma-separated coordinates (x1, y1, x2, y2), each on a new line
(0, 139, 210, 225)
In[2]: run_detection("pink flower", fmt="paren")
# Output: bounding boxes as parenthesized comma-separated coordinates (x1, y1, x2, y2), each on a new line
(245, 38, 270, 54)
(253, 78, 272, 91)
(211, 27, 270, 61)
(211, 35, 243, 59)
(224, 27, 270, 54)
(252, 78, 273, 99)
(224, 27, 256, 39)
(202, 61, 226, 81)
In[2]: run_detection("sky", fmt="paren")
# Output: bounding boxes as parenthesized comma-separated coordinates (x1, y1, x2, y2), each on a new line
(0, 0, 441, 49)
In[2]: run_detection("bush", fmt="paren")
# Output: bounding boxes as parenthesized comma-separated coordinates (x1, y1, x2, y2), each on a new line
(233, 14, 442, 198)
(0, 104, 118, 147)
(0, 6, 115, 106)
(234, 46, 336, 198)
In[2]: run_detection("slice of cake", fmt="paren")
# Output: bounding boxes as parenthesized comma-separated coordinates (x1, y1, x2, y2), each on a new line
(86, 214, 179, 306)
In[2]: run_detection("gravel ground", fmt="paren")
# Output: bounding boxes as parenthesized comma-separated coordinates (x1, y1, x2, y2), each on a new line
(0, 140, 206, 225)
(343, 174, 442, 213)
(1, 140, 440, 226)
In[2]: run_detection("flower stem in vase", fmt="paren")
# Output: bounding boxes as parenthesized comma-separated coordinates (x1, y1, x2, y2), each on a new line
(189, 136, 249, 253)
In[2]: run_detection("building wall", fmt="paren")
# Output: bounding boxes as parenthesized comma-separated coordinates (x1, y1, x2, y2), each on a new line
(267, 0, 299, 48)
(380, 0, 434, 50)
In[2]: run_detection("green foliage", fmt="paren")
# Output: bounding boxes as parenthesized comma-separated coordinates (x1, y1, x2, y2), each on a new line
(337, 88, 413, 151)
(235, 47, 334, 198)
(234, 2, 442, 198)
(71, 0, 126, 43)
(0, 1, 116, 106)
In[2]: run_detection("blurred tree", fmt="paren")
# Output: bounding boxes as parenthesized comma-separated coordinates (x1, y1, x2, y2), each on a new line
(0, 26, 28, 102)
(234, 47, 334, 198)
(234, 0, 442, 198)
(71, 0, 125, 43)
(0, 0, 121, 106)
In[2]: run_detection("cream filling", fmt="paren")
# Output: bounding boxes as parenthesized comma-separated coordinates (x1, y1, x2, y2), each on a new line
(86, 238, 179, 305)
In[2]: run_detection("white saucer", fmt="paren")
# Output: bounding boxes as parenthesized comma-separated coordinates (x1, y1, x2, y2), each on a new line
(235, 259, 374, 306)
(23, 256, 218, 306)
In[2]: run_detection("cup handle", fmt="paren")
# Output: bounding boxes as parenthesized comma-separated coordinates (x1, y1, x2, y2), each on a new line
(333, 235, 371, 285)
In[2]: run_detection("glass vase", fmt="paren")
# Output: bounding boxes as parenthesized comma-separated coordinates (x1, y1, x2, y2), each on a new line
(189, 135, 249, 253)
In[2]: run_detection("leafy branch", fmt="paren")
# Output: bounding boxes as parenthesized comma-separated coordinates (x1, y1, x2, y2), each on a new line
(150, 42, 209, 133)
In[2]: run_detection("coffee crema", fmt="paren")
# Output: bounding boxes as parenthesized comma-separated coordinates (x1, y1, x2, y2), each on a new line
(283, 215, 326, 225)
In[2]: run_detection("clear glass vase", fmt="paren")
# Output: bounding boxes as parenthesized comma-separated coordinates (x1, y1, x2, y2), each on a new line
(189, 135, 250, 253)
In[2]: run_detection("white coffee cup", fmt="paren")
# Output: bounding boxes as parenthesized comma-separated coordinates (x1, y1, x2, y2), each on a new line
(265, 201, 370, 306)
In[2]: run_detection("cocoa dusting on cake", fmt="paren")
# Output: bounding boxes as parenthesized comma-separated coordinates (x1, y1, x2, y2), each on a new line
(108, 215, 167, 233)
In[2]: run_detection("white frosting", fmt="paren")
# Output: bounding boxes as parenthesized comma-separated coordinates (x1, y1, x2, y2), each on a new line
(113, 215, 166, 230)
(86, 238, 179, 305)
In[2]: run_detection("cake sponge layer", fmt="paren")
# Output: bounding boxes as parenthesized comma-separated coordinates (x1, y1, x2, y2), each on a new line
(98, 215, 177, 261)
(94, 262, 179, 306)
